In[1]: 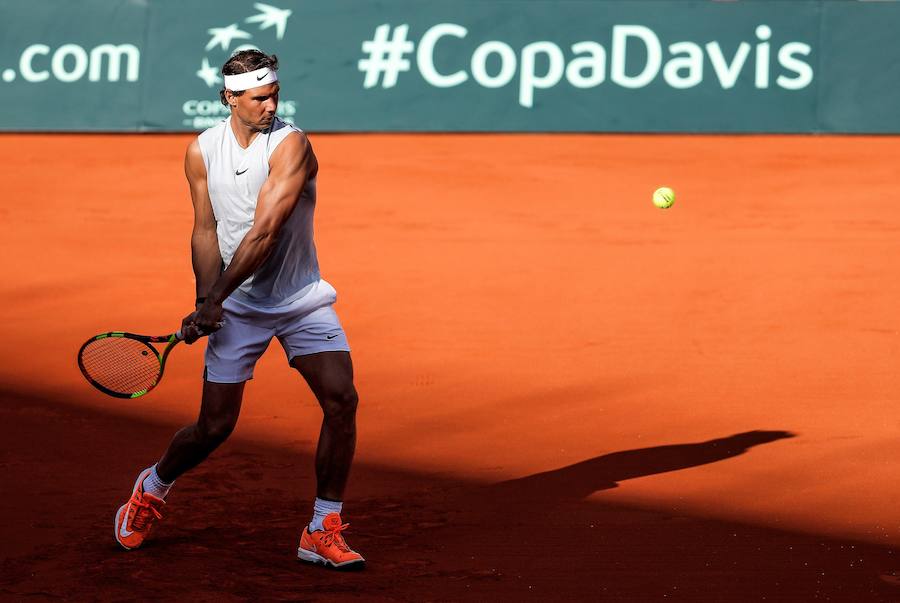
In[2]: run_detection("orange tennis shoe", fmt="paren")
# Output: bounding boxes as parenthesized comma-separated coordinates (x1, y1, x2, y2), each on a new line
(297, 513, 366, 570)
(114, 468, 165, 550)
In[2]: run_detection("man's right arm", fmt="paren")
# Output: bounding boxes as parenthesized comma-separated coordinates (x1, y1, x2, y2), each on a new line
(183, 139, 222, 341)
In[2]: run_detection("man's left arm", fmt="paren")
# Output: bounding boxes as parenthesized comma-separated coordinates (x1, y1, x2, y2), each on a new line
(192, 132, 318, 332)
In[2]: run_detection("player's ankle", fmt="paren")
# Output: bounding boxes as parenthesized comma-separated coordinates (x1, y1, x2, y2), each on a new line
(309, 497, 342, 531)
(141, 464, 175, 499)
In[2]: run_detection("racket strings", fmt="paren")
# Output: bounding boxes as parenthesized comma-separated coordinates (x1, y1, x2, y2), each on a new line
(80, 338, 161, 395)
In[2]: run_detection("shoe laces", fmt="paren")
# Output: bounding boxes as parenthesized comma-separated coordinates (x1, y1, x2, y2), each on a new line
(320, 521, 351, 552)
(130, 496, 163, 531)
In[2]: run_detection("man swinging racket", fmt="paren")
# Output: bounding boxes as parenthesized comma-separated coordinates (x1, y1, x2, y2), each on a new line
(113, 49, 365, 570)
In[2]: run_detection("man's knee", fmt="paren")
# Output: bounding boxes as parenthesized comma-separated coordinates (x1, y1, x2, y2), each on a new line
(197, 416, 237, 446)
(321, 387, 359, 426)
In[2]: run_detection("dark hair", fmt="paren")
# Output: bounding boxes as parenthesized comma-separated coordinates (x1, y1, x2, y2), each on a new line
(219, 50, 279, 106)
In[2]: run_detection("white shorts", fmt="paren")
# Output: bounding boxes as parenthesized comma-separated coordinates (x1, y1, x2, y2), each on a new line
(204, 279, 351, 383)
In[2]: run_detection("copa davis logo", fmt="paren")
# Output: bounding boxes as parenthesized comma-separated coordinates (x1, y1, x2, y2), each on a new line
(181, 2, 297, 130)
(360, 23, 815, 108)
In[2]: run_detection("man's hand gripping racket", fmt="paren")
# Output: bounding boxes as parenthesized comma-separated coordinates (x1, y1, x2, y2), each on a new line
(77, 313, 224, 399)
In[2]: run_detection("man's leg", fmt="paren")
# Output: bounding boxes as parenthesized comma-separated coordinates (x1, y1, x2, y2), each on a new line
(114, 380, 245, 551)
(290, 351, 358, 501)
(292, 351, 365, 569)
(156, 380, 246, 482)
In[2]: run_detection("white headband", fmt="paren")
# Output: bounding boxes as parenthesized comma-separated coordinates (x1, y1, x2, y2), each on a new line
(223, 67, 278, 92)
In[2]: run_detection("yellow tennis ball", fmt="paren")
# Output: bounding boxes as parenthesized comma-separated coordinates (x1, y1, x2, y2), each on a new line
(652, 187, 675, 209)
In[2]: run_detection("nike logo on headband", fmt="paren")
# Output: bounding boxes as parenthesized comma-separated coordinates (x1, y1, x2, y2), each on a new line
(256, 71, 268, 81)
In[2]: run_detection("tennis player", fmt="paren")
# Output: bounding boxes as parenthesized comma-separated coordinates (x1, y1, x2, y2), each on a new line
(113, 50, 364, 570)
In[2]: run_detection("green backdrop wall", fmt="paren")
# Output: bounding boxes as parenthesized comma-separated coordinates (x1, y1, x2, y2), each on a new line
(0, 0, 897, 132)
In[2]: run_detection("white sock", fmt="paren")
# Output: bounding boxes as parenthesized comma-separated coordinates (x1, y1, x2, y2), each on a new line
(141, 464, 174, 500)
(309, 497, 343, 532)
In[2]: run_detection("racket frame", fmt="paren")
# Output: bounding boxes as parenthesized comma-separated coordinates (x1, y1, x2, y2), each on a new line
(77, 331, 182, 399)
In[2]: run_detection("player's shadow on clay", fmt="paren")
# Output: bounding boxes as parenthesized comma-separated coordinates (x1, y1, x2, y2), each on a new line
(485, 430, 795, 503)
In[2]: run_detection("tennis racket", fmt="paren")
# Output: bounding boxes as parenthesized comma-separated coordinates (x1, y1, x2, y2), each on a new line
(77, 330, 185, 398)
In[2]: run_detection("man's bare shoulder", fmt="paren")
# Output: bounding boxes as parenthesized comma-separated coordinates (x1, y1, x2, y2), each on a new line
(279, 128, 311, 152)
(184, 138, 206, 180)
(186, 137, 202, 158)
(271, 129, 316, 170)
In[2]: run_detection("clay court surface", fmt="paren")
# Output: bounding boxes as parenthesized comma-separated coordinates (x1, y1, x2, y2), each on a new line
(2, 133, 899, 601)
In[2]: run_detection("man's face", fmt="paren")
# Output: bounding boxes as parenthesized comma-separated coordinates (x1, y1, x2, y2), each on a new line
(228, 82, 280, 130)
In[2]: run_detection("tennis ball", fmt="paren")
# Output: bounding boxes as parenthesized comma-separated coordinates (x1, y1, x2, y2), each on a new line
(652, 187, 675, 209)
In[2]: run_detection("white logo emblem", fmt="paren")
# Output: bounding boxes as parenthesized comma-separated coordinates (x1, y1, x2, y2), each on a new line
(206, 23, 253, 52)
(118, 503, 134, 538)
(196, 57, 221, 88)
(183, 2, 297, 130)
(245, 3, 292, 41)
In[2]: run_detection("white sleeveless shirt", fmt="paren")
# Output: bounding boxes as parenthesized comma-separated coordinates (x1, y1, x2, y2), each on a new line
(197, 117, 320, 308)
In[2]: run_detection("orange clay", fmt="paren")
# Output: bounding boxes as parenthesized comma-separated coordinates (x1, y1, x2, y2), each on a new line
(2, 133, 900, 599)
